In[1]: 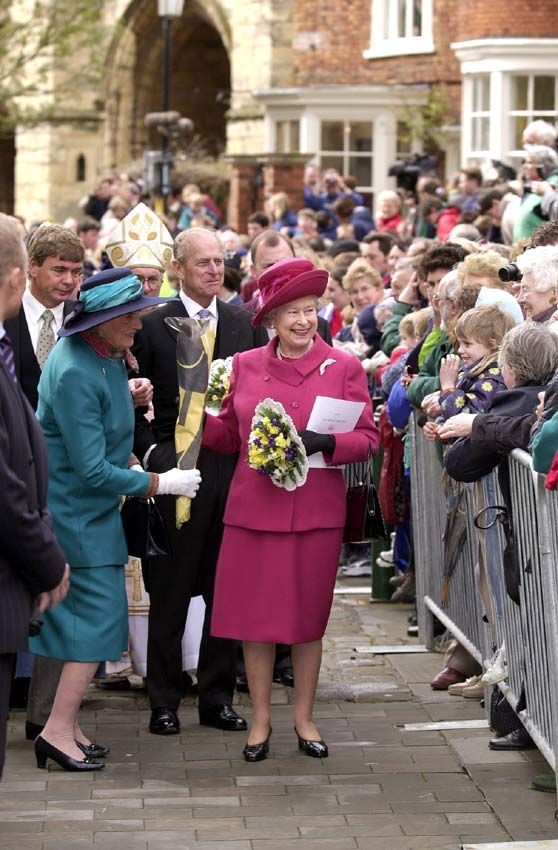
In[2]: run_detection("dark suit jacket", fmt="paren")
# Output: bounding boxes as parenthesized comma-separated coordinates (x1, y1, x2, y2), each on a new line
(0, 353, 66, 654)
(4, 302, 74, 411)
(132, 298, 268, 468)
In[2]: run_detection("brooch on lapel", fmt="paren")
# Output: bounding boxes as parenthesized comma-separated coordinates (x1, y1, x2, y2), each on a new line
(319, 358, 336, 376)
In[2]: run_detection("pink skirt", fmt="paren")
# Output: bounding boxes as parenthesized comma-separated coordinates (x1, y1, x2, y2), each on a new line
(211, 526, 344, 644)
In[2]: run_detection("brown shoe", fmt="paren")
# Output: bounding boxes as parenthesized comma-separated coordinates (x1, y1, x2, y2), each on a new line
(430, 666, 467, 691)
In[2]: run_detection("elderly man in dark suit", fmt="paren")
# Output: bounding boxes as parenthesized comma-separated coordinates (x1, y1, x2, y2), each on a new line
(133, 227, 268, 735)
(0, 214, 69, 778)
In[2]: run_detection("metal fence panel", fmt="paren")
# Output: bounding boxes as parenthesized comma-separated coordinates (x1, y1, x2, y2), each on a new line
(410, 421, 558, 782)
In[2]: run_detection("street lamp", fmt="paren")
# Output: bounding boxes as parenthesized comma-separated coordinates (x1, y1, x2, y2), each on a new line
(157, 0, 185, 202)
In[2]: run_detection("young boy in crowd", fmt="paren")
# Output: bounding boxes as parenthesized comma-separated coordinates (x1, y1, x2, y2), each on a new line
(423, 304, 514, 439)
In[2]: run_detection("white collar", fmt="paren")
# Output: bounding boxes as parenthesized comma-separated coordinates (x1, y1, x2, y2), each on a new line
(22, 287, 65, 326)
(179, 290, 218, 320)
(0, 320, 5, 340)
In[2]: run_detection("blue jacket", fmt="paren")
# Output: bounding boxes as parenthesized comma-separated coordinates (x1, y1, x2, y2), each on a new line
(37, 335, 151, 567)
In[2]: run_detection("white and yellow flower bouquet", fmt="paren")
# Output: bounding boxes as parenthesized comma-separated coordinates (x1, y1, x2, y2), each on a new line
(205, 357, 233, 415)
(247, 398, 308, 490)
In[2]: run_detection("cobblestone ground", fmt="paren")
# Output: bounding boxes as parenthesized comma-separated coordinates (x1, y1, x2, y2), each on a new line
(2, 583, 557, 849)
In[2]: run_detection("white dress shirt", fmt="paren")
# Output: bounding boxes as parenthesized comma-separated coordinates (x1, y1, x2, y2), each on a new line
(22, 288, 65, 355)
(179, 291, 219, 328)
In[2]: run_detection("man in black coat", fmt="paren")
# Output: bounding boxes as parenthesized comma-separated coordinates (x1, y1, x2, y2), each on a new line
(133, 227, 268, 735)
(0, 214, 69, 778)
(4, 224, 83, 734)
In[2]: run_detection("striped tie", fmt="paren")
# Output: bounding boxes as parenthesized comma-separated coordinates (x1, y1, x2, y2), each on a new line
(0, 335, 17, 383)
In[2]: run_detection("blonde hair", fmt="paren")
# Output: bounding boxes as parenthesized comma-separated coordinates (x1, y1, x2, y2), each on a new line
(457, 250, 506, 287)
(266, 192, 290, 219)
(455, 304, 515, 351)
(377, 190, 401, 211)
(399, 314, 416, 339)
(342, 258, 382, 294)
(410, 307, 432, 339)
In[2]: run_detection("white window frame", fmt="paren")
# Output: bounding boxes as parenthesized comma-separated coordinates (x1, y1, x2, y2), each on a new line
(463, 75, 491, 159)
(453, 39, 558, 166)
(317, 119, 375, 196)
(508, 73, 558, 159)
(255, 85, 429, 202)
(364, 0, 434, 60)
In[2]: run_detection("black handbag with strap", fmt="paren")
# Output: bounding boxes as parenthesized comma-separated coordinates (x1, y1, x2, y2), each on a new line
(120, 496, 170, 560)
(343, 457, 388, 544)
(473, 504, 521, 606)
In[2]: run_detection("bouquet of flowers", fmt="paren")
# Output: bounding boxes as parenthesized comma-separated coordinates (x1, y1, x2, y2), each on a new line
(247, 398, 308, 491)
(205, 357, 233, 415)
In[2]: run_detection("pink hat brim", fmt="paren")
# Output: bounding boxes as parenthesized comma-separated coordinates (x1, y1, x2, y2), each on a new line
(252, 269, 328, 326)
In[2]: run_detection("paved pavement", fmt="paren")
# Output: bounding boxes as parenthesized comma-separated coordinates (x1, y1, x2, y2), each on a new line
(2, 583, 557, 849)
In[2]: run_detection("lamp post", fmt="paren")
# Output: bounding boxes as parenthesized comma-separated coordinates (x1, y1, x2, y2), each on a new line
(157, 0, 185, 203)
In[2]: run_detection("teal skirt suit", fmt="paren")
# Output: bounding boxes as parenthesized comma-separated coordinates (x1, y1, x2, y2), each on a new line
(30, 335, 152, 662)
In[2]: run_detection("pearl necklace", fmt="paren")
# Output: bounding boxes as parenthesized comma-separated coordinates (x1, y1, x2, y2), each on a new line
(276, 339, 314, 360)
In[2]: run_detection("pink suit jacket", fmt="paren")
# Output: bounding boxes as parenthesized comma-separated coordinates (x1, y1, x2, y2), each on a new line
(202, 334, 378, 533)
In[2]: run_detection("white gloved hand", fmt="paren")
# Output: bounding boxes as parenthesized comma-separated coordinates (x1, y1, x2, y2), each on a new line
(156, 468, 202, 498)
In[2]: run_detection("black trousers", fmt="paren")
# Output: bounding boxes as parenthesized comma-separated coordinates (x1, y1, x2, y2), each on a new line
(27, 655, 63, 726)
(143, 448, 238, 713)
(0, 654, 14, 780)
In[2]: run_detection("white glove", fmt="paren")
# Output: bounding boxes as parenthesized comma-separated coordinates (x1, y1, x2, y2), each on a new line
(156, 468, 202, 498)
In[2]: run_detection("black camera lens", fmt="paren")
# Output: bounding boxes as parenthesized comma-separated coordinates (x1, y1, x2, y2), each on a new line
(498, 263, 523, 283)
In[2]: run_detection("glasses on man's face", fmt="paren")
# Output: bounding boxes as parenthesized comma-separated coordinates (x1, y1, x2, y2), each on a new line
(136, 275, 162, 290)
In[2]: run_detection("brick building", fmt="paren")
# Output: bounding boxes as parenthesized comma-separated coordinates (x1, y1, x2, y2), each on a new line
(4, 0, 558, 226)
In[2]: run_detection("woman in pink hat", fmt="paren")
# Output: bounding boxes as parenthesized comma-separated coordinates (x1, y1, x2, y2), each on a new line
(202, 258, 378, 762)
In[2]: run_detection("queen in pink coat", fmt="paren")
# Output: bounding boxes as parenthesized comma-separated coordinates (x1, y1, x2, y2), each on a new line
(202, 258, 378, 762)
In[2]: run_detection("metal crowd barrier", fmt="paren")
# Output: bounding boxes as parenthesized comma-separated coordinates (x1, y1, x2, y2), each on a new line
(410, 416, 558, 782)
(410, 417, 488, 663)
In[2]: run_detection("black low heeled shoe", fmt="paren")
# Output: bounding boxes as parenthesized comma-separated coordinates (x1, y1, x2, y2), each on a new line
(34, 736, 105, 771)
(76, 740, 111, 758)
(295, 727, 328, 758)
(243, 727, 272, 763)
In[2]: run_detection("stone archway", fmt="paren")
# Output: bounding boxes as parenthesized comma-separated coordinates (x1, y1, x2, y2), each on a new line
(104, 0, 231, 170)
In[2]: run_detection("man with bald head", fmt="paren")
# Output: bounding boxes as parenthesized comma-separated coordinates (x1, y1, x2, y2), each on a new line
(133, 227, 267, 736)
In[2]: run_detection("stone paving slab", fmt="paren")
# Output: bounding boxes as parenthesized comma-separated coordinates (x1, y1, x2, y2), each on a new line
(2, 589, 558, 848)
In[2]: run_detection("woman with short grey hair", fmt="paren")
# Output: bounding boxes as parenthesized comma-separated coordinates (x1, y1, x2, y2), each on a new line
(514, 146, 558, 241)
(515, 246, 558, 324)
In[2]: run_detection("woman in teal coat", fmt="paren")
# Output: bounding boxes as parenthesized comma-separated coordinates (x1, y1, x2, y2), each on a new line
(31, 267, 201, 772)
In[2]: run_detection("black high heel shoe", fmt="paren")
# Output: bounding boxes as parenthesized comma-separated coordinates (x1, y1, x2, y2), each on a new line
(34, 736, 105, 771)
(243, 726, 272, 762)
(76, 741, 110, 758)
(295, 727, 328, 758)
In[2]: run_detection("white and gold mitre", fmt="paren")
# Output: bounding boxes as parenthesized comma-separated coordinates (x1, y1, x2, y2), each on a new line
(105, 202, 174, 271)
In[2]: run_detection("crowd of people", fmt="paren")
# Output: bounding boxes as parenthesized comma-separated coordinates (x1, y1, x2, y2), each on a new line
(4, 116, 558, 786)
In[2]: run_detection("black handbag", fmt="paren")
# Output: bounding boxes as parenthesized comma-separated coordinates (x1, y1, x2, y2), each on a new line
(473, 505, 521, 606)
(489, 687, 522, 736)
(343, 458, 388, 544)
(120, 497, 170, 559)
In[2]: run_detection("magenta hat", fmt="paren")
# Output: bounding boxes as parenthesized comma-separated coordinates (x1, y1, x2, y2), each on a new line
(252, 258, 328, 326)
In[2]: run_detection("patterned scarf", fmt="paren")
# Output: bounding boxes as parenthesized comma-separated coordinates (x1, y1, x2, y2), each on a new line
(81, 329, 139, 373)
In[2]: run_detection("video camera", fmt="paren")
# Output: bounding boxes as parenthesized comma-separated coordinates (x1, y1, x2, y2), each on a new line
(388, 153, 439, 193)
